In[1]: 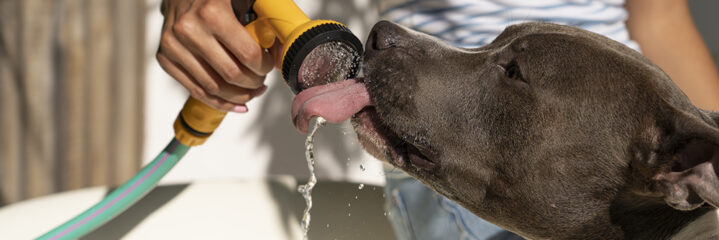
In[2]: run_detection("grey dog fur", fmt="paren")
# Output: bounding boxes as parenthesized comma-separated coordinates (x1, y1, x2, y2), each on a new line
(352, 21, 719, 240)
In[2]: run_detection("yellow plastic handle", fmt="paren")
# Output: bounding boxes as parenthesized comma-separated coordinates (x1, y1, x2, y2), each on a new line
(173, 0, 314, 146)
(244, 0, 312, 49)
(246, 20, 276, 49)
(251, 0, 310, 44)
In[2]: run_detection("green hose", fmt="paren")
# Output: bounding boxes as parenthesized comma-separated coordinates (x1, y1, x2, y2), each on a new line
(37, 138, 190, 240)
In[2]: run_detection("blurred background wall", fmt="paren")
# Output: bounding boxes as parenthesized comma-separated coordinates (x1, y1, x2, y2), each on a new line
(1, 0, 717, 206)
(1, 0, 146, 205)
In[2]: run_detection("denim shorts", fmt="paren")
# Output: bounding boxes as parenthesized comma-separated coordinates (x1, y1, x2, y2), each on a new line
(383, 169, 524, 240)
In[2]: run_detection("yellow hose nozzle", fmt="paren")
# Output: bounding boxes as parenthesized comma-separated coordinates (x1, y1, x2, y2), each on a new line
(174, 0, 363, 146)
(173, 97, 227, 146)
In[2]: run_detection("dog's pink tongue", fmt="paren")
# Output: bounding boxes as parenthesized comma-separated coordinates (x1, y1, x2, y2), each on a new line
(292, 79, 372, 133)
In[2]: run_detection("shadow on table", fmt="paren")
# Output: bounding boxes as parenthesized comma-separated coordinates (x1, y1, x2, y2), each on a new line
(83, 180, 395, 240)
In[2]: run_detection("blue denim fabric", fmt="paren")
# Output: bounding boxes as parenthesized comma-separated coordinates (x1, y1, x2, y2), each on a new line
(383, 169, 524, 240)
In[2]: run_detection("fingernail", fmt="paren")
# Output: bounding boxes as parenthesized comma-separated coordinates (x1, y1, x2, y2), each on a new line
(232, 105, 248, 113)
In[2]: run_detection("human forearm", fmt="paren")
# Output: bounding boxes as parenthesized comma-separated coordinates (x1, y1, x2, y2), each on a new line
(626, 0, 719, 111)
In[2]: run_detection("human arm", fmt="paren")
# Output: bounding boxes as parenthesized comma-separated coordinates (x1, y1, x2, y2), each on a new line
(626, 0, 719, 111)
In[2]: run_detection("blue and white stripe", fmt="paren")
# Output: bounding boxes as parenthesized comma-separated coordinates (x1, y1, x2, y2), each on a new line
(379, 0, 640, 51)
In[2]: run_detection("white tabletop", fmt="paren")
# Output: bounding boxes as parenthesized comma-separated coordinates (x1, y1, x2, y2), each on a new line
(0, 177, 394, 239)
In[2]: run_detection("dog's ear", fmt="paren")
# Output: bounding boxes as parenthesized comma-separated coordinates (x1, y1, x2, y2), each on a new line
(646, 110, 719, 211)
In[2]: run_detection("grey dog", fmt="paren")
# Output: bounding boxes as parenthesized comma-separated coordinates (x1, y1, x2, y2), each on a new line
(350, 21, 719, 239)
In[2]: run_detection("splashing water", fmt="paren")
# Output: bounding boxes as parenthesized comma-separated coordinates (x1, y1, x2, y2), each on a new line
(298, 41, 361, 89)
(297, 117, 326, 240)
(294, 41, 359, 240)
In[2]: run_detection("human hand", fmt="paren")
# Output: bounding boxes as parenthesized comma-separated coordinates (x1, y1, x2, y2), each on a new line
(157, 0, 280, 112)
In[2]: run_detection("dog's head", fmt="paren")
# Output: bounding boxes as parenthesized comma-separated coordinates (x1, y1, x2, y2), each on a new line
(353, 21, 719, 239)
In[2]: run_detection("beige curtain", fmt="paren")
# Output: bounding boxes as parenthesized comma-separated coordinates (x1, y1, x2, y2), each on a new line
(0, 0, 146, 205)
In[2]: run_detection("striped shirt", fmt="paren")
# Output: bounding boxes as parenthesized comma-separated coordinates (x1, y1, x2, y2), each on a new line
(378, 0, 641, 51)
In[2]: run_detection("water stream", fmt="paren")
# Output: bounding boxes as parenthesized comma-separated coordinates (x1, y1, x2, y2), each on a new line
(297, 117, 326, 240)
(295, 40, 360, 240)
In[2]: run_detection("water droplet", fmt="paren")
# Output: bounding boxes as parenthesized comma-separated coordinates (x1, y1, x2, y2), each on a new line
(348, 203, 351, 207)
(354, 195, 358, 199)
(326, 224, 330, 228)
(359, 164, 366, 171)
(358, 183, 364, 190)
(348, 213, 352, 217)
(383, 212, 387, 216)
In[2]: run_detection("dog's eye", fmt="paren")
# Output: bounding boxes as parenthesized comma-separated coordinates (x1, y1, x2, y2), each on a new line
(504, 61, 523, 81)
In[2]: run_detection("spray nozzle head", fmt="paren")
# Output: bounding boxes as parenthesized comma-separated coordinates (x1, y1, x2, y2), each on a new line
(297, 41, 361, 91)
(281, 22, 363, 94)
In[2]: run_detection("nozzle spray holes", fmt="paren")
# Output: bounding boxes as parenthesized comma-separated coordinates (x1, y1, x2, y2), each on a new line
(298, 41, 361, 89)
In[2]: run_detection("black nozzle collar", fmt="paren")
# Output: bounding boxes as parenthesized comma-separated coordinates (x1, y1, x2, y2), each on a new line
(282, 23, 364, 94)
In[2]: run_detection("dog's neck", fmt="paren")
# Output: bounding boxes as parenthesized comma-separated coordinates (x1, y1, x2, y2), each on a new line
(608, 193, 716, 239)
(670, 210, 719, 240)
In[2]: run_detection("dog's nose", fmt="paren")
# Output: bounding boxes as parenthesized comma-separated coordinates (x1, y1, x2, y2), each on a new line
(368, 20, 399, 50)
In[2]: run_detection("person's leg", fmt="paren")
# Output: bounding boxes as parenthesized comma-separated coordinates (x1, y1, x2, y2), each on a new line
(383, 169, 523, 240)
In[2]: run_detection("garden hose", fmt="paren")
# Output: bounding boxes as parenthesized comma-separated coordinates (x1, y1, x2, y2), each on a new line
(37, 139, 190, 239)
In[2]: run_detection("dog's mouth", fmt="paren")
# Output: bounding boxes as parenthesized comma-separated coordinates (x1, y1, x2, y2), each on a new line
(351, 107, 438, 170)
(291, 78, 437, 171)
